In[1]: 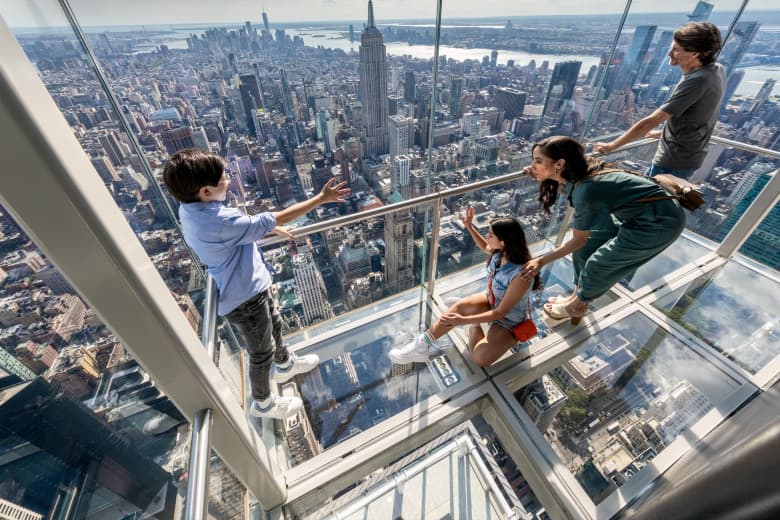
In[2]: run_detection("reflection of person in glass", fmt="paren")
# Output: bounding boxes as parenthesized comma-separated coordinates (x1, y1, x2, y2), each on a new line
(389, 209, 540, 367)
(594, 22, 725, 179)
(163, 149, 349, 419)
(522, 136, 685, 324)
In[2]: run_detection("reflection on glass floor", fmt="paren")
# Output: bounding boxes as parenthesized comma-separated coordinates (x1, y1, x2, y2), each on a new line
(276, 302, 472, 467)
(653, 260, 780, 376)
(515, 311, 743, 506)
(619, 233, 712, 292)
(291, 417, 546, 520)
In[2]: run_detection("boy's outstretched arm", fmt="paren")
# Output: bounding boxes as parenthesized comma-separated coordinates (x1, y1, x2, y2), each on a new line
(273, 178, 350, 225)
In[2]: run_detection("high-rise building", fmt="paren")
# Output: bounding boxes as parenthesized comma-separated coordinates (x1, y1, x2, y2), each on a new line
(641, 30, 674, 83)
(358, 1, 389, 157)
(316, 108, 331, 154)
(625, 25, 657, 66)
(159, 126, 194, 154)
(720, 21, 761, 78)
(749, 79, 776, 119)
(239, 73, 263, 135)
(293, 248, 334, 326)
(280, 68, 296, 119)
(541, 61, 581, 121)
(391, 154, 411, 198)
(688, 1, 714, 22)
(384, 210, 415, 293)
(388, 114, 414, 158)
(449, 77, 463, 119)
(494, 87, 527, 120)
(404, 70, 416, 103)
(262, 10, 270, 31)
(490, 49, 498, 68)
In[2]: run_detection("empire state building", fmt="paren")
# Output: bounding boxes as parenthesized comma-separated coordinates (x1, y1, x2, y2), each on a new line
(358, 0, 389, 157)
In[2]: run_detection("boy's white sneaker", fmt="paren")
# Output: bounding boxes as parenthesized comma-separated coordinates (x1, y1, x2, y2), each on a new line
(389, 336, 438, 364)
(273, 353, 320, 383)
(249, 395, 303, 419)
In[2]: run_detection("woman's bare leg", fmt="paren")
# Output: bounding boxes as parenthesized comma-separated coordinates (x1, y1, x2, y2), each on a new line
(428, 293, 490, 340)
(469, 324, 518, 367)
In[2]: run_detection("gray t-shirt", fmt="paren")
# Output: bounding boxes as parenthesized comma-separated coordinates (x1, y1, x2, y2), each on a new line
(653, 62, 725, 169)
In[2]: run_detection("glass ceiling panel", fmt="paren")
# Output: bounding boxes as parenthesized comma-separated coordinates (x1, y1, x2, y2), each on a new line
(515, 311, 743, 506)
(652, 260, 780, 376)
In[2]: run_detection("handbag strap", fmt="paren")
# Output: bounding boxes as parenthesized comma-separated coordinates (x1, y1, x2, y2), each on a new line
(580, 167, 676, 204)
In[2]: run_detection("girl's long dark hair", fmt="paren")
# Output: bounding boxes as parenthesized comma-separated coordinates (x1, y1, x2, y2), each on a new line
(489, 217, 542, 290)
(534, 136, 608, 213)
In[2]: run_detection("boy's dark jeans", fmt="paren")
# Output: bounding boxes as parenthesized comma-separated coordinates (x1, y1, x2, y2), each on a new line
(226, 289, 288, 401)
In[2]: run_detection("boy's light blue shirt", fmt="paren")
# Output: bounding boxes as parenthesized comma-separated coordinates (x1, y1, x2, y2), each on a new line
(179, 201, 276, 316)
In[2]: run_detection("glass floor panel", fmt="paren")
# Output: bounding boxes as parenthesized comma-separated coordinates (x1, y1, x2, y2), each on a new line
(515, 311, 743, 506)
(619, 234, 712, 292)
(287, 415, 546, 519)
(275, 302, 474, 467)
(652, 260, 780, 376)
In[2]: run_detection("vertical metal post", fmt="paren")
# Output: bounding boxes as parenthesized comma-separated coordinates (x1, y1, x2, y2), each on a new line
(202, 274, 220, 362)
(185, 408, 214, 520)
(425, 197, 443, 327)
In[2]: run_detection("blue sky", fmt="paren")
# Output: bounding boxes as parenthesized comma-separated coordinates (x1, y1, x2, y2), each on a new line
(3, 0, 778, 27)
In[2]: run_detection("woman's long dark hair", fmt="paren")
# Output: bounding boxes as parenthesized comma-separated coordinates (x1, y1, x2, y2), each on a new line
(534, 136, 608, 213)
(489, 217, 542, 290)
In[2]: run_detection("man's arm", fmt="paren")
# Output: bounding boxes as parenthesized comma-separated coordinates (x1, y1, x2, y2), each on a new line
(593, 108, 671, 154)
(272, 178, 349, 225)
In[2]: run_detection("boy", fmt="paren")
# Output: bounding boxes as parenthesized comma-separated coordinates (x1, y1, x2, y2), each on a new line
(163, 149, 349, 419)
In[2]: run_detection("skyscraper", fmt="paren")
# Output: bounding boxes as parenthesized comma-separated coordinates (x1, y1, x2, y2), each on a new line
(625, 26, 657, 66)
(641, 30, 674, 83)
(541, 61, 581, 121)
(359, 1, 389, 157)
(280, 68, 295, 119)
(749, 79, 776, 119)
(316, 108, 332, 154)
(391, 154, 411, 198)
(720, 21, 761, 78)
(262, 10, 270, 31)
(404, 70, 416, 103)
(450, 77, 463, 119)
(688, 1, 714, 22)
(494, 87, 527, 120)
(293, 248, 334, 325)
(388, 114, 414, 158)
(384, 210, 415, 293)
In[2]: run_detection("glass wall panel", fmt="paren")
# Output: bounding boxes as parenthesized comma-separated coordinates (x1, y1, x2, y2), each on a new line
(4, 2, 207, 337)
(0, 206, 188, 519)
(737, 198, 779, 272)
(514, 311, 743, 506)
(284, 414, 546, 519)
(653, 261, 780, 376)
(717, 6, 780, 151)
(583, 0, 744, 142)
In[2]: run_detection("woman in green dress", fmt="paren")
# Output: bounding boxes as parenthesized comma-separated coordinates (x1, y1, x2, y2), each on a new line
(522, 136, 686, 324)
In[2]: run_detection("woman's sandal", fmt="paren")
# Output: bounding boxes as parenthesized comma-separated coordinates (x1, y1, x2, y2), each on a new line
(543, 302, 588, 326)
(547, 295, 572, 305)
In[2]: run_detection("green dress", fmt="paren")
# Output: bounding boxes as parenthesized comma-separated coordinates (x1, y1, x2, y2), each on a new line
(566, 170, 686, 301)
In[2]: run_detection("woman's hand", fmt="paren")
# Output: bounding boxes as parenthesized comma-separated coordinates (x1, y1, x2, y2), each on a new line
(320, 178, 350, 203)
(461, 206, 475, 228)
(593, 141, 616, 154)
(521, 257, 543, 281)
(439, 312, 464, 327)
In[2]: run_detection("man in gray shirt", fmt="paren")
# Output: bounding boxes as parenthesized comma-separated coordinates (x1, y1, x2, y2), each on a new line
(595, 22, 725, 179)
